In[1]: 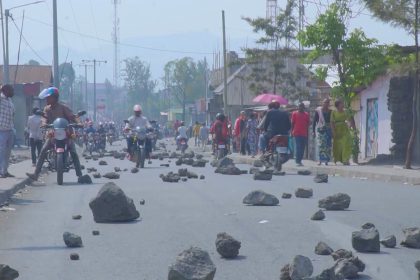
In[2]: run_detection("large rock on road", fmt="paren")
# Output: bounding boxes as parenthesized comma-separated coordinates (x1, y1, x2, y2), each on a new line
(215, 232, 241, 259)
(168, 247, 216, 280)
(319, 193, 351, 210)
(243, 190, 279, 206)
(0, 265, 19, 280)
(89, 182, 140, 223)
(401, 227, 420, 249)
(352, 228, 380, 253)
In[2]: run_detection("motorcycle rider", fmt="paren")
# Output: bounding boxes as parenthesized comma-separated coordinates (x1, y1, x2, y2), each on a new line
(213, 113, 229, 154)
(96, 122, 107, 150)
(26, 87, 83, 181)
(176, 121, 188, 150)
(124, 104, 152, 160)
(262, 100, 291, 154)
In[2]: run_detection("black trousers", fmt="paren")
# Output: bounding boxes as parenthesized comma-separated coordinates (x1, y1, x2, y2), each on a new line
(30, 138, 43, 164)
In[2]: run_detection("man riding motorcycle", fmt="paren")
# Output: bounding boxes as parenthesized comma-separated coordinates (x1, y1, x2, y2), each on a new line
(261, 100, 291, 165)
(176, 121, 188, 150)
(26, 87, 83, 181)
(96, 122, 107, 150)
(213, 113, 229, 155)
(124, 104, 152, 160)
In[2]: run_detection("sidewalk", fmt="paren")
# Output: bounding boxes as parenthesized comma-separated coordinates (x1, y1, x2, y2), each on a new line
(0, 149, 34, 206)
(228, 153, 420, 185)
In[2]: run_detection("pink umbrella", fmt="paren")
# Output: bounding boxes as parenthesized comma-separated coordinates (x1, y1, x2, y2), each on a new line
(252, 93, 288, 105)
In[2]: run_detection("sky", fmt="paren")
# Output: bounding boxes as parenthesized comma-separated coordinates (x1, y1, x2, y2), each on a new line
(2, 0, 413, 86)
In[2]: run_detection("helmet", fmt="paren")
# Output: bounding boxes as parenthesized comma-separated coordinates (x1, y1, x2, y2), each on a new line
(216, 113, 225, 121)
(133, 104, 142, 112)
(269, 100, 280, 109)
(39, 87, 59, 100)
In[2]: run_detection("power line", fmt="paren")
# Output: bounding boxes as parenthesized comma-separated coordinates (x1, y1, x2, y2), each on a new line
(24, 16, 220, 55)
(88, 0, 105, 58)
(10, 16, 49, 64)
(68, 0, 88, 50)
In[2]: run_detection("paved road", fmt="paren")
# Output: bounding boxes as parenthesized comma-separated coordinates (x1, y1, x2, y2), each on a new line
(0, 140, 419, 279)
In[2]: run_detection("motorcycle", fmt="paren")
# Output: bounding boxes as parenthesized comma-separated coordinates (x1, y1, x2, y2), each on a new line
(178, 137, 188, 154)
(267, 135, 290, 171)
(86, 132, 96, 155)
(216, 140, 228, 160)
(107, 133, 114, 146)
(126, 126, 153, 168)
(44, 111, 86, 185)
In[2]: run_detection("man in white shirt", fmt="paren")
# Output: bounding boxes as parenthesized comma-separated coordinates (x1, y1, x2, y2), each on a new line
(27, 108, 43, 166)
(124, 104, 152, 160)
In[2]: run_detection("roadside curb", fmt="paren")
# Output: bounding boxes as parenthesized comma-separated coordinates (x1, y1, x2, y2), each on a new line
(0, 164, 49, 207)
(230, 156, 420, 185)
(0, 177, 32, 206)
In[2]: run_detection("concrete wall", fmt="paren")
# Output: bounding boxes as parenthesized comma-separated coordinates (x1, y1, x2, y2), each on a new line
(357, 75, 392, 159)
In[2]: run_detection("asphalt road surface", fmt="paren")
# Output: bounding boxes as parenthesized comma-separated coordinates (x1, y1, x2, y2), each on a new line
(0, 140, 419, 280)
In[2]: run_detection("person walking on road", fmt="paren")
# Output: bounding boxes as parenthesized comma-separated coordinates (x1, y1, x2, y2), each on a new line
(246, 112, 258, 157)
(199, 123, 209, 150)
(331, 99, 355, 165)
(27, 108, 44, 166)
(313, 98, 332, 165)
(291, 102, 310, 166)
(234, 111, 247, 154)
(0, 85, 15, 178)
(193, 121, 201, 146)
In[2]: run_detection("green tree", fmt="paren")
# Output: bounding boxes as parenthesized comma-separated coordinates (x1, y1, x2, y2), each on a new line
(243, 0, 307, 101)
(363, 0, 419, 168)
(298, 2, 387, 109)
(122, 57, 156, 116)
(58, 62, 75, 104)
(163, 57, 206, 121)
(298, 1, 387, 160)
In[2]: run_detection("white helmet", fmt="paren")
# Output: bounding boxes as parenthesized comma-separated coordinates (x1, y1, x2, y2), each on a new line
(133, 104, 142, 112)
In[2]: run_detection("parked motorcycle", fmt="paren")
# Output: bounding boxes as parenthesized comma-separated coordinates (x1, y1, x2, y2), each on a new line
(44, 111, 86, 185)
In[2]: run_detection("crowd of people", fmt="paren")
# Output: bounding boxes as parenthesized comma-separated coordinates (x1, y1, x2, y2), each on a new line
(170, 98, 356, 167)
(0, 81, 357, 181)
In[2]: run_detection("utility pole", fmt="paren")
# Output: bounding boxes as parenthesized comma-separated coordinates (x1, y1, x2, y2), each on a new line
(1, 1, 43, 85)
(82, 59, 107, 122)
(222, 10, 228, 118)
(204, 57, 209, 125)
(4, 8, 9, 85)
(53, 0, 59, 88)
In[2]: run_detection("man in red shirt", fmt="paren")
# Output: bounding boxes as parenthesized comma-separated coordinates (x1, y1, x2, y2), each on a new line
(291, 102, 310, 166)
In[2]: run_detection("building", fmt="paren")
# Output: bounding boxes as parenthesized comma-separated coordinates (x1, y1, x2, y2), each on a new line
(0, 65, 53, 145)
